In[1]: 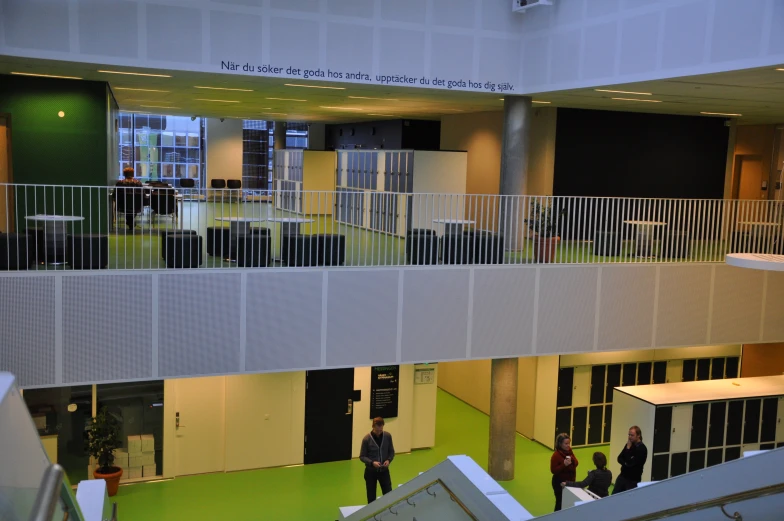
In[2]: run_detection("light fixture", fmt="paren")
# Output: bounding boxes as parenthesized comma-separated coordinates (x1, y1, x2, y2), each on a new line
(700, 111, 742, 117)
(140, 105, 180, 109)
(98, 70, 172, 78)
(262, 112, 287, 116)
(348, 96, 399, 101)
(266, 97, 307, 102)
(285, 83, 346, 90)
(195, 99, 240, 103)
(368, 113, 395, 117)
(596, 89, 653, 95)
(442, 109, 463, 112)
(775, 68, 784, 71)
(611, 97, 662, 103)
(194, 86, 253, 92)
(320, 106, 363, 111)
(532, 100, 551, 104)
(10, 72, 82, 80)
(58, 111, 65, 118)
(114, 87, 170, 92)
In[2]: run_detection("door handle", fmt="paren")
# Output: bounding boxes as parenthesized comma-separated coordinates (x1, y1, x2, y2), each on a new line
(346, 399, 353, 415)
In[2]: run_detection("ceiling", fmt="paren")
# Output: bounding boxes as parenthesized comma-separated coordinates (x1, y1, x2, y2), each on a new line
(3, 55, 784, 125)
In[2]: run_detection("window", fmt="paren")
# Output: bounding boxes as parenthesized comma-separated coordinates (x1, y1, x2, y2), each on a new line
(242, 120, 271, 191)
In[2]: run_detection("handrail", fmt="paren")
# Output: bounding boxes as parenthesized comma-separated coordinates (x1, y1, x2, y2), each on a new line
(110, 501, 118, 521)
(59, 472, 85, 521)
(28, 464, 63, 521)
(358, 479, 478, 521)
(622, 482, 784, 521)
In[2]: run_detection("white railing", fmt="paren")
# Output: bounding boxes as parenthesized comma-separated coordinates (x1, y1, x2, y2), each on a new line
(0, 182, 781, 270)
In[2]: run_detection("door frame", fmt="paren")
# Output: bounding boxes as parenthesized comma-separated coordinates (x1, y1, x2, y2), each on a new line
(0, 113, 15, 232)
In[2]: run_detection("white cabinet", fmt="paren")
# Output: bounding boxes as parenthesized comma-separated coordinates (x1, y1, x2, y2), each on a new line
(670, 405, 692, 453)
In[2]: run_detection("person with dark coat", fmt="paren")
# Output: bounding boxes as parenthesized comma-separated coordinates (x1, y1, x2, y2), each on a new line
(562, 451, 613, 498)
(550, 432, 579, 511)
(613, 425, 648, 494)
(115, 167, 143, 230)
(359, 417, 395, 504)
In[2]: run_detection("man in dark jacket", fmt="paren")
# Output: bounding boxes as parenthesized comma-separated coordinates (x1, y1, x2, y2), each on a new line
(359, 417, 395, 503)
(613, 425, 648, 494)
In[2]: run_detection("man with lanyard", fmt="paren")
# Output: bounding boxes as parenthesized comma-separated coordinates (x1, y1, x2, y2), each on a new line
(359, 417, 395, 503)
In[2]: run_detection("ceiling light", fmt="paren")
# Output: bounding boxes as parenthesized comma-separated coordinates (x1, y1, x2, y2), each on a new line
(368, 114, 396, 117)
(775, 68, 784, 71)
(320, 106, 363, 111)
(140, 105, 180, 109)
(596, 89, 653, 95)
(114, 87, 170, 92)
(195, 99, 240, 103)
(58, 111, 65, 118)
(194, 86, 253, 92)
(98, 70, 172, 78)
(442, 109, 463, 112)
(285, 83, 346, 90)
(532, 100, 551, 104)
(262, 112, 287, 116)
(611, 97, 662, 103)
(700, 111, 742, 117)
(10, 72, 82, 80)
(266, 97, 307, 102)
(348, 96, 399, 101)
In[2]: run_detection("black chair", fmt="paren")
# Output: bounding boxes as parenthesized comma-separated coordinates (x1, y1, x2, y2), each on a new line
(406, 228, 438, 265)
(0, 233, 31, 270)
(207, 227, 232, 259)
(593, 230, 621, 256)
(68, 234, 109, 269)
(160, 229, 198, 260)
(179, 178, 195, 188)
(441, 233, 470, 265)
(235, 232, 271, 267)
(114, 186, 145, 230)
(468, 231, 505, 265)
(164, 233, 203, 268)
(316, 234, 346, 266)
(281, 234, 319, 267)
(661, 230, 690, 259)
(211, 179, 226, 189)
(25, 227, 65, 264)
(227, 180, 241, 189)
(150, 188, 177, 223)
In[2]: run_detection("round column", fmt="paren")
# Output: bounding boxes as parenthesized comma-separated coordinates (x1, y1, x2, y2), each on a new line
(488, 357, 519, 481)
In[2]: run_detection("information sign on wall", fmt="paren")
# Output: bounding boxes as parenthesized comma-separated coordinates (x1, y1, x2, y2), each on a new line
(370, 366, 399, 419)
(414, 368, 435, 385)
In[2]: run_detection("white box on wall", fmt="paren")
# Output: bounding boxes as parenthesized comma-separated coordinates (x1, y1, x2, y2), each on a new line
(113, 451, 129, 467)
(142, 453, 155, 466)
(142, 465, 157, 477)
(127, 467, 142, 479)
(127, 435, 141, 454)
(129, 455, 144, 467)
(141, 434, 154, 452)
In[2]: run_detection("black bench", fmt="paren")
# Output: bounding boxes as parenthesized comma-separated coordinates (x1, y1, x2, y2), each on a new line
(164, 233, 203, 268)
(68, 234, 109, 269)
(0, 233, 32, 270)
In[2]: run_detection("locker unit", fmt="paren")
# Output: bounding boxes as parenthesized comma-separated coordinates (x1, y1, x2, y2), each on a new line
(273, 150, 336, 215)
(610, 375, 784, 483)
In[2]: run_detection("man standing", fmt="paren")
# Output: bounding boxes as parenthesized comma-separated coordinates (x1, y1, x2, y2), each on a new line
(613, 425, 648, 494)
(359, 417, 395, 504)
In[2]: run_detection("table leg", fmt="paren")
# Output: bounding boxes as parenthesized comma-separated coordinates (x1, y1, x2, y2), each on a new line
(635, 226, 655, 257)
(43, 221, 68, 265)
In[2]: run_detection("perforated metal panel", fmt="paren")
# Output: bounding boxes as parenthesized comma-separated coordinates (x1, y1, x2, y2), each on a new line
(471, 267, 536, 358)
(711, 266, 764, 344)
(401, 269, 469, 362)
(245, 270, 323, 372)
(598, 266, 656, 351)
(0, 276, 56, 386)
(326, 270, 398, 367)
(537, 267, 598, 354)
(62, 274, 153, 383)
(158, 272, 242, 377)
(762, 272, 784, 342)
(655, 265, 712, 347)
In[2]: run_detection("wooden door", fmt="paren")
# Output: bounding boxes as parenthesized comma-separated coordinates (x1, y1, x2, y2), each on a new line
(737, 157, 764, 200)
(173, 377, 226, 477)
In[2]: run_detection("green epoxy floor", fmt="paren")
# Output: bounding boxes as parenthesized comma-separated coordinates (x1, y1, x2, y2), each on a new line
(112, 390, 609, 520)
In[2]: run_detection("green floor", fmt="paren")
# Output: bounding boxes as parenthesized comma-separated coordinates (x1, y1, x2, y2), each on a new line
(112, 390, 609, 520)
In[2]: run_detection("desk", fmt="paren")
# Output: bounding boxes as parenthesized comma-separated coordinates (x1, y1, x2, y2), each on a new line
(624, 220, 667, 257)
(267, 217, 314, 236)
(214, 216, 266, 236)
(25, 215, 85, 265)
(432, 218, 475, 235)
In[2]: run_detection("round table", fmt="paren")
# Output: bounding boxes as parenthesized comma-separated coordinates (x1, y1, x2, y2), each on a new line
(214, 216, 266, 236)
(432, 218, 475, 235)
(267, 217, 314, 236)
(726, 253, 784, 271)
(25, 215, 85, 265)
(624, 220, 667, 257)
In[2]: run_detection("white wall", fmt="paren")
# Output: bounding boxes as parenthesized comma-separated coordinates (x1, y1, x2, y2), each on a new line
(206, 118, 242, 184)
(608, 391, 656, 483)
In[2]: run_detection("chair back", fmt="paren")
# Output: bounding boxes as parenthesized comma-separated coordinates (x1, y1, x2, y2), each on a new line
(227, 179, 242, 190)
(150, 188, 176, 215)
(115, 186, 145, 215)
(179, 178, 196, 188)
(211, 179, 227, 189)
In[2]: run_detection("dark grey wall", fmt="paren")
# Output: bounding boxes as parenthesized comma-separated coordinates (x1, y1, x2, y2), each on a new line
(326, 119, 440, 150)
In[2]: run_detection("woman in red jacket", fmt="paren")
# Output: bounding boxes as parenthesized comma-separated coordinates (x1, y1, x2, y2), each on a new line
(550, 432, 579, 511)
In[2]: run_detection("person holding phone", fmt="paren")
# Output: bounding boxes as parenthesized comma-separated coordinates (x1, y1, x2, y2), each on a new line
(550, 432, 579, 511)
(359, 417, 395, 504)
(613, 425, 648, 494)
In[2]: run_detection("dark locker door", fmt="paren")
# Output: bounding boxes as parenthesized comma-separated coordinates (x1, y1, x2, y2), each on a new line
(725, 400, 744, 446)
(555, 408, 572, 446)
(690, 403, 709, 449)
(622, 363, 637, 387)
(696, 359, 711, 381)
(637, 362, 652, 385)
(760, 398, 778, 443)
(743, 399, 761, 444)
(706, 448, 723, 467)
(653, 406, 673, 454)
(557, 368, 574, 408)
(603, 405, 613, 443)
(588, 405, 604, 445)
(651, 454, 669, 481)
(724, 447, 741, 462)
(652, 361, 667, 384)
(605, 365, 621, 403)
(725, 357, 740, 378)
(572, 407, 588, 446)
(711, 358, 725, 380)
(708, 402, 726, 447)
(590, 365, 606, 404)
(670, 452, 687, 477)
(688, 450, 705, 472)
(304, 368, 355, 464)
(682, 359, 696, 381)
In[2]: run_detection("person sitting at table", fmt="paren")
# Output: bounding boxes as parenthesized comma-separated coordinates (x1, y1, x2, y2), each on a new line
(115, 167, 144, 230)
(561, 451, 613, 498)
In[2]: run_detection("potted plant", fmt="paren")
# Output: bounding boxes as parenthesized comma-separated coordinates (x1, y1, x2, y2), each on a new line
(525, 200, 566, 263)
(86, 407, 123, 496)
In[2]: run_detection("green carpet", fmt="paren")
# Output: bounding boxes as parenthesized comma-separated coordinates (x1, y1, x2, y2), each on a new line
(112, 390, 609, 520)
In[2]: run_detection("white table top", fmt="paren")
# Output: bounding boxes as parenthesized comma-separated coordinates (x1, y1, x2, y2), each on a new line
(737, 221, 781, 226)
(267, 217, 314, 224)
(432, 219, 475, 224)
(25, 215, 84, 222)
(214, 217, 266, 223)
(624, 220, 667, 226)
(726, 253, 784, 271)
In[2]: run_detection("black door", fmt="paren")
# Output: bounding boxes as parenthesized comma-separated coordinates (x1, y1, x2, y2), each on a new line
(711, 358, 725, 380)
(689, 450, 705, 472)
(622, 363, 637, 386)
(603, 404, 613, 443)
(670, 452, 687, 477)
(725, 400, 744, 446)
(587, 405, 603, 445)
(690, 403, 709, 449)
(743, 399, 761, 444)
(651, 454, 669, 481)
(606, 364, 621, 403)
(590, 365, 606, 404)
(572, 407, 588, 446)
(696, 359, 711, 381)
(724, 446, 741, 462)
(304, 368, 355, 464)
(557, 368, 574, 408)
(682, 359, 696, 381)
(653, 406, 672, 454)
(708, 402, 726, 447)
(725, 356, 740, 378)
(652, 361, 667, 384)
(555, 408, 572, 446)
(706, 448, 723, 467)
(760, 398, 778, 443)
(637, 362, 652, 385)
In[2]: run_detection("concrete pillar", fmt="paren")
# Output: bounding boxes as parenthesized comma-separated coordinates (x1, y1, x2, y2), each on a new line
(488, 357, 518, 481)
(273, 121, 287, 150)
(499, 96, 533, 249)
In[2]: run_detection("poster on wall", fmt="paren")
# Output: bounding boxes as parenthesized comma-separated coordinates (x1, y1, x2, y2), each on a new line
(370, 366, 399, 419)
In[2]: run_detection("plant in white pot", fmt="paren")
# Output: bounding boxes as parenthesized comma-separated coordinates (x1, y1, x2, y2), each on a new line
(525, 200, 566, 263)
(86, 407, 123, 496)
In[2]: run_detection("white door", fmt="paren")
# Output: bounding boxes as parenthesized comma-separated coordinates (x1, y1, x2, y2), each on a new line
(665, 360, 683, 384)
(572, 366, 591, 407)
(776, 397, 784, 443)
(670, 404, 692, 453)
(173, 376, 226, 477)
